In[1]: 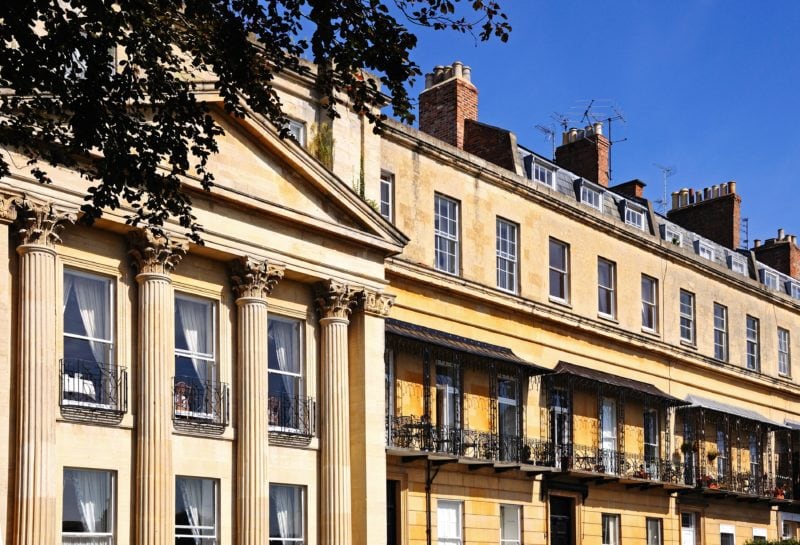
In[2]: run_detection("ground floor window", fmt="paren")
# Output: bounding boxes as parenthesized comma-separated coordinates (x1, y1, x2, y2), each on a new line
(437, 499, 462, 545)
(269, 484, 305, 544)
(500, 504, 521, 545)
(62, 468, 114, 545)
(752, 527, 767, 543)
(175, 477, 217, 544)
(720, 524, 735, 545)
(601, 514, 620, 545)
(646, 518, 662, 545)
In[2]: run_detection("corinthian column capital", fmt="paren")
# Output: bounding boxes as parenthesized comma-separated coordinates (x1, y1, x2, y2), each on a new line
(230, 256, 285, 300)
(127, 229, 186, 276)
(358, 288, 396, 317)
(315, 279, 361, 320)
(0, 193, 19, 225)
(14, 199, 76, 247)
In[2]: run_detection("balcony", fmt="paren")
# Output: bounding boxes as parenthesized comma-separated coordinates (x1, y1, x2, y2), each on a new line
(60, 358, 127, 422)
(548, 442, 686, 484)
(268, 394, 316, 438)
(172, 376, 229, 431)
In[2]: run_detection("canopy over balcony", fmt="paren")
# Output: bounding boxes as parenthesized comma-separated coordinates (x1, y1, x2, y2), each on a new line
(683, 394, 788, 430)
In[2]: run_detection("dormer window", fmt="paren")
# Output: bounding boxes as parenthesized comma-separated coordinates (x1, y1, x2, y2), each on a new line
(622, 202, 646, 231)
(760, 269, 780, 290)
(286, 119, 306, 146)
(727, 254, 747, 275)
(788, 281, 800, 300)
(579, 180, 603, 212)
(695, 240, 715, 261)
(660, 224, 683, 246)
(533, 161, 555, 188)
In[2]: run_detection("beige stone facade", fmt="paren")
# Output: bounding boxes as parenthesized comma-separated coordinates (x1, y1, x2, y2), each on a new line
(3, 59, 800, 545)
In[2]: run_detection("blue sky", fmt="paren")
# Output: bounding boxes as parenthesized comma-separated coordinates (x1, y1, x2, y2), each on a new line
(399, 1, 800, 244)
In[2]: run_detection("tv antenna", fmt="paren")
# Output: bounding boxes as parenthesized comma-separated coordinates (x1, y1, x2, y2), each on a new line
(653, 163, 676, 213)
(551, 112, 570, 132)
(535, 123, 556, 159)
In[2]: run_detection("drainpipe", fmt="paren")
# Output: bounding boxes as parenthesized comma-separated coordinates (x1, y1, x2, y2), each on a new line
(425, 458, 443, 545)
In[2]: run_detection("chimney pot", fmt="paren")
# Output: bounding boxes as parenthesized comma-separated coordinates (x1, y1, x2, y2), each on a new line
(453, 61, 463, 78)
(671, 192, 679, 209)
(712, 185, 720, 198)
(704, 187, 711, 200)
(754, 239, 761, 248)
(679, 189, 689, 207)
(593, 122, 603, 135)
(779, 228, 785, 240)
(728, 181, 736, 194)
(462, 65, 472, 82)
(424, 73, 433, 88)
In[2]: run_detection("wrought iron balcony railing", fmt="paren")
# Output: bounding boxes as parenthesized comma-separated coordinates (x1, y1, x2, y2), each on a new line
(172, 376, 229, 427)
(268, 394, 316, 437)
(60, 358, 127, 414)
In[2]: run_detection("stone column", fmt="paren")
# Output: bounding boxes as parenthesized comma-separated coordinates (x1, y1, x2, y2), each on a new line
(129, 230, 185, 545)
(13, 200, 74, 545)
(230, 257, 284, 545)
(315, 280, 360, 545)
(349, 289, 395, 545)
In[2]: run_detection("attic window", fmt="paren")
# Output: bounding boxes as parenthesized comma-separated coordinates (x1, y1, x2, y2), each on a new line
(286, 119, 306, 146)
(788, 281, 800, 300)
(622, 202, 646, 231)
(760, 269, 780, 291)
(580, 184, 603, 211)
(660, 225, 683, 246)
(533, 162, 555, 188)
(695, 240, 715, 261)
(727, 254, 748, 275)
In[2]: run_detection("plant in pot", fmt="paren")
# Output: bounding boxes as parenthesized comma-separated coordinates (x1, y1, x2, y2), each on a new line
(707, 448, 719, 464)
(680, 441, 695, 455)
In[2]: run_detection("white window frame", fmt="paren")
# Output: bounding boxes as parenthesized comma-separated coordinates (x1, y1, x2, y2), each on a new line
(779, 327, 791, 377)
(380, 171, 394, 221)
(286, 119, 306, 146)
(533, 161, 555, 188)
(500, 504, 521, 545)
(695, 240, 715, 261)
(62, 468, 115, 544)
(760, 269, 780, 290)
(549, 238, 570, 303)
(753, 527, 768, 542)
(434, 194, 460, 275)
(63, 268, 115, 364)
(601, 513, 621, 545)
(496, 218, 518, 294)
(720, 524, 735, 545)
(268, 315, 305, 432)
(746, 315, 760, 371)
(597, 258, 616, 319)
(580, 185, 603, 211)
(713, 303, 728, 361)
(624, 204, 646, 231)
(174, 294, 218, 419)
(269, 484, 305, 544)
(789, 281, 800, 300)
(679, 290, 695, 344)
(175, 476, 218, 544)
(728, 254, 748, 275)
(437, 499, 463, 545)
(661, 224, 683, 246)
(641, 274, 658, 332)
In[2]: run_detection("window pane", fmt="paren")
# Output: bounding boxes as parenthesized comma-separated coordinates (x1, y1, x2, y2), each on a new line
(268, 317, 302, 374)
(175, 296, 214, 356)
(176, 477, 217, 539)
(63, 270, 113, 365)
(647, 518, 662, 545)
(501, 504, 520, 542)
(437, 500, 462, 542)
(62, 469, 113, 535)
(270, 485, 304, 540)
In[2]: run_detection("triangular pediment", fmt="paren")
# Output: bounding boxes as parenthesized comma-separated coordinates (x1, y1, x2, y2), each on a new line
(204, 105, 407, 254)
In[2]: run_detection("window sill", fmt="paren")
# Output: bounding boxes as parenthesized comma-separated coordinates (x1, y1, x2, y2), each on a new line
(779, 373, 793, 381)
(597, 313, 618, 324)
(680, 340, 697, 350)
(641, 327, 660, 337)
(549, 296, 571, 308)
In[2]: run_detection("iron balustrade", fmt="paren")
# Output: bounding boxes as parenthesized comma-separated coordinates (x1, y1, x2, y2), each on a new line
(172, 376, 229, 426)
(60, 358, 127, 414)
(775, 452, 794, 499)
(268, 394, 316, 437)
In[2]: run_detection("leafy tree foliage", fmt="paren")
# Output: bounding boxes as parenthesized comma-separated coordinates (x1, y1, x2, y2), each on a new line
(0, 0, 509, 241)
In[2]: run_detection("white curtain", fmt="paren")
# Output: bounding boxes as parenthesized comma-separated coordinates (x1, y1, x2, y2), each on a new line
(178, 478, 203, 544)
(270, 485, 296, 541)
(69, 469, 108, 536)
(63, 273, 75, 313)
(177, 299, 210, 385)
(72, 276, 107, 364)
(271, 321, 296, 398)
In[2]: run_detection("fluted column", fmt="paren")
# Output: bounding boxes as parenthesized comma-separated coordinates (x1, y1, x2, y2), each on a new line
(350, 289, 395, 545)
(129, 230, 185, 545)
(316, 280, 360, 545)
(230, 257, 284, 545)
(13, 200, 74, 545)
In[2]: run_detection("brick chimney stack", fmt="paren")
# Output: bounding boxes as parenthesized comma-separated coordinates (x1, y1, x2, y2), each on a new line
(418, 61, 478, 149)
(666, 181, 741, 250)
(554, 124, 611, 187)
(752, 229, 800, 279)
